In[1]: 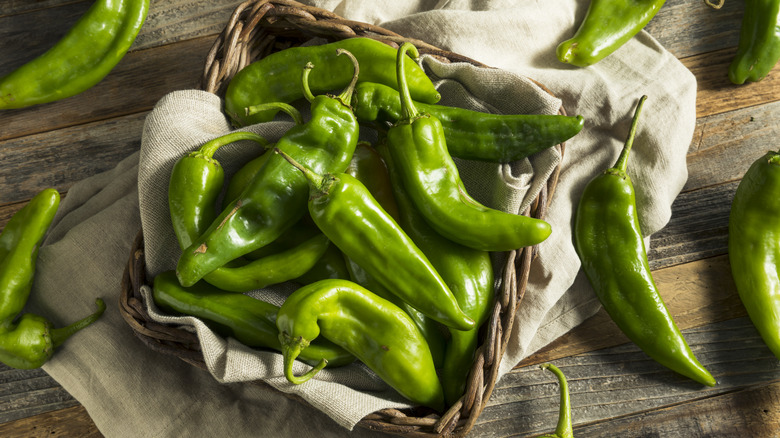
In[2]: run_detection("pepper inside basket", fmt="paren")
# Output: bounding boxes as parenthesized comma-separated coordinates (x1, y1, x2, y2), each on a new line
(118, 0, 568, 436)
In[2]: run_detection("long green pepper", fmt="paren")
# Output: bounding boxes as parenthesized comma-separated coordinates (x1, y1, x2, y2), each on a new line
(385, 43, 551, 252)
(728, 151, 780, 359)
(0, 0, 149, 109)
(728, 0, 780, 84)
(574, 96, 716, 386)
(176, 49, 361, 287)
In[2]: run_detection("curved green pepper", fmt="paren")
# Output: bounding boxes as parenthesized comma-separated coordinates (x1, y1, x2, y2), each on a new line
(151, 271, 354, 367)
(728, 151, 780, 359)
(176, 50, 361, 287)
(276, 148, 474, 331)
(556, 0, 666, 67)
(386, 43, 551, 252)
(225, 37, 440, 126)
(539, 364, 574, 438)
(728, 0, 780, 84)
(574, 96, 716, 386)
(276, 278, 445, 411)
(352, 81, 584, 163)
(293, 244, 352, 285)
(1, 189, 61, 325)
(378, 141, 494, 405)
(0, 0, 149, 109)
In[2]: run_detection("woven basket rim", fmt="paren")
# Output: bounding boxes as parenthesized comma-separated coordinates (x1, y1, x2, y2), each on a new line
(119, 1, 569, 436)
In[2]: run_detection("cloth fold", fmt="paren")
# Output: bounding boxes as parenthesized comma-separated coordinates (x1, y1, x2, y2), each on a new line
(29, 1, 696, 436)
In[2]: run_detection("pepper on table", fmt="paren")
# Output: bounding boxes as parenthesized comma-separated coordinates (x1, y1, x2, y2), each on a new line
(573, 95, 716, 387)
(728, 0, 780, 84)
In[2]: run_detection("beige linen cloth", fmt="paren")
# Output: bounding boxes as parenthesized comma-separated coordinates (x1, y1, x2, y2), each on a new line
(32, 1, 695, 436)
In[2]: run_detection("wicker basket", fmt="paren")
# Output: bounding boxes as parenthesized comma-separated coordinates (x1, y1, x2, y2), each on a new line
(119, 0, 568, 436)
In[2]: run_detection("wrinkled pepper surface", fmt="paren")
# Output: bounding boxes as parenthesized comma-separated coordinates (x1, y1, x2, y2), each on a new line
(728, 151, 780, 359)
(574, 96, 716, 386)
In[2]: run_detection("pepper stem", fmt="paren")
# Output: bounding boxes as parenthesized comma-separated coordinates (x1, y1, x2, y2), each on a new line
(274, 148, 325, 189)
(281, 334, 327, 384)
(197, 131, 269, 159)
(539, 363, 574, 438)
(613, 95, 648, 173)
(396, 43, 421, 121)
(335, 49, 360, 106)
(245, 102, 304, 125)
(51, 298, 106, 348)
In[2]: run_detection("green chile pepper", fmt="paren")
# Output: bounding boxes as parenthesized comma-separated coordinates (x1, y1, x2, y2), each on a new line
(539, 364, 574, 438)
(378, 142, 494, 405)
(1, 189, 61, 325)
(276, 148, 474, 331)
(151, 271, 354, 367)
(276, 278, 445, 411)
(352, 81, 585, 163)
(176, 50, 361, 287)
(225, 37, 440, 126)
(574, 96, 716, 386)
(556, 0, 666, 67)
(0, 0, 149, 109)
(386, 43, 552, 252)
(728, 0, 780, 84)
(728, 151, 780, 359)
(293, 244, 351, 285)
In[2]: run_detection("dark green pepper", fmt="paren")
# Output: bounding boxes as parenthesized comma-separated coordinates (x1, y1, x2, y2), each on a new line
(385, 43, 552, 252)
(225, 37, 440, 126)
(276, 148, 474, 331)
(728, 150, 780, 359)
(293, 244, 352, 285)
(176, 49, 361, 287)
(728, 0, 780, 84)
(276, 278, 445, 411)
(0, 0, 149, 109)
(151, 271, 354, 367)
(556, 0, 666, 67)
(352, 81, 584, 163)
(574, 96, 716, 386)
(378, 141, 494, 405)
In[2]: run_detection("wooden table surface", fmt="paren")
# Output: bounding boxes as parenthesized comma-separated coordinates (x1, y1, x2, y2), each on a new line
(1, 1, 779, 437)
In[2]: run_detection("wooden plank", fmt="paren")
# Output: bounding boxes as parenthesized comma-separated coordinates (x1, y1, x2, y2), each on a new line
(0, 0, 87, 18)
(518, 254, 745, 369)
(0, 365, 79, 424)
(0, 405, 101, 438)
(480, 317, 780, 438)
(0, 113, 144, 206)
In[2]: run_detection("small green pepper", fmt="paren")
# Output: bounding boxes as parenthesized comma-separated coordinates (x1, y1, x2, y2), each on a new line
(574, 96, 716, 386)
(352, 81, 584, 163)
(556, 0, 666, 67)
(385, 43, 551, 252)
(151, 271, 354, 367)
(728, 0, 780, 84)
(728, 150, 780, 359)
(276, 278, 445, 411)
(0, 0, 149, 109)
(276, 148, 474, 331)
(224, 37, 440, 125)
(176, 49, 361, 287)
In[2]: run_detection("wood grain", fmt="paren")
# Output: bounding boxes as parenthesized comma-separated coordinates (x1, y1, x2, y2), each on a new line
(0, 405, 101, 438)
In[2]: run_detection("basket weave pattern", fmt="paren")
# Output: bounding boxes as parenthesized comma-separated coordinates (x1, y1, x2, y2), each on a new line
(119, 1, 566, 436)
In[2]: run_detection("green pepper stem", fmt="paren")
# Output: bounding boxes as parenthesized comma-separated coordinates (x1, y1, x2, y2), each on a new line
(397, 42, 421, 121)
(198, 131, 270, 159)
(539, 363, 574, 438)
(245, 102, 304, 125)
(613, 95, 648, 173)
(51, 298, 106, 348)
(301, 62, 316, 103)
(335, 48, 360, 106)
(282, 335, 328, 384)
(274, 147, 325, 188)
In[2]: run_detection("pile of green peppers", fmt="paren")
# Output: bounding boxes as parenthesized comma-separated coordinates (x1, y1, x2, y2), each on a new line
(156, 37, 585, 414)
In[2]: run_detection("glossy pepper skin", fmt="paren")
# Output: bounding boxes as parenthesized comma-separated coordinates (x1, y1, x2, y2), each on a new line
(352, 81, 585, 163)
(225, 37, 440, 126)
(574, 96, 716, 386)
(386, 43, 552, 252)
(378, 141, 494, 405)
(276, 149, 474, 331)
(557, 0, 666, 67)
(176, 50, 361, 287)
(151, 271, 354, 367)
(276, 278, 445, 411)
(728, 151, 780, 359)
(728, 0, 780, 84)
(0, 0, 149, 109)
